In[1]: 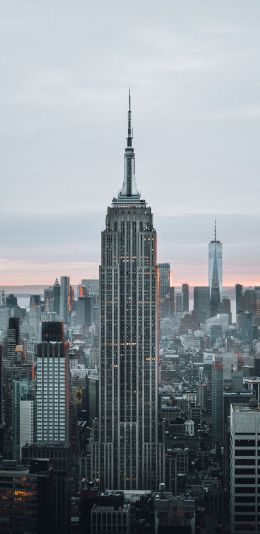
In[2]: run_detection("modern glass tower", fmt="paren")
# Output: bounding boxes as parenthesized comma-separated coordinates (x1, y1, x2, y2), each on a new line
(208, 219, 222, 317)
(92, 94, 164, 490)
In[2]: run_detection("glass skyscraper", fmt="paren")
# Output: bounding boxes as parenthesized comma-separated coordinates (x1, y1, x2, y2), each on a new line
(92, 94, 164, 490)
(208, 220, 222, 317)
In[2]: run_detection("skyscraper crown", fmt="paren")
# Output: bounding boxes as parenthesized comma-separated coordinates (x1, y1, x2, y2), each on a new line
(114, 92, 143, 205)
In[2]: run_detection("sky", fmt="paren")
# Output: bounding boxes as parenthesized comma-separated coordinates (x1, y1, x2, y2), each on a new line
(0, 0, 260, 286)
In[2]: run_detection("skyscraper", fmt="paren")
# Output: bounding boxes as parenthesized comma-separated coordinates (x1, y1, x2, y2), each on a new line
(36, 322, 69, 445)
(182, 283, 189, 313)
(158, 263, 170, 301)
(230, 403, 260, 534)
(60, 276, 70, 324)
(208, 219, 222, 317)
(211, 354, 224, 445)
(92, 94, 164, 490)
(193, 286, 210, 324)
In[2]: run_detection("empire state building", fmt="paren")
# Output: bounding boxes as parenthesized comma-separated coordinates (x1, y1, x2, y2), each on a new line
(92, 94, 164, 490)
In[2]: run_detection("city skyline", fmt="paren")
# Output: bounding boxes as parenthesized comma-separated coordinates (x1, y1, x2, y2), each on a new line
(1, 1, 260, 285)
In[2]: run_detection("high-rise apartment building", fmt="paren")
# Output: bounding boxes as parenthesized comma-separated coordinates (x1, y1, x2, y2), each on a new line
(230, 403, 260, 533)
(92, 94, 164, 490)
(36, 322, 69, 445)
(208, 220, 222, 317)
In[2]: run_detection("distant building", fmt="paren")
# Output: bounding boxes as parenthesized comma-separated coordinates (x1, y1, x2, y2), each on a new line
(182, 283, 189, 313)
(194, 286, 210, 324)
(208, 220, 222, 317)
(235, 284, 244, 317)
(81, 279, 99, 297)
(53, 278, 61, 317)
(158, 263, 171, 318)
(6, 294, 18, 308)
(175, 292, 183, 313)
(60, 276, 70, 324)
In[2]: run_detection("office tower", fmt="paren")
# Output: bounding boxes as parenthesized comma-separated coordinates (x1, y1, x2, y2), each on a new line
(36, 322, 69, 445)
(175, 292, 183, 312)
(44, 286, 54, 312)
(243, 288, 256, 315)
(53, 278, 61, 317)
(0, 307, 9, 332)
(86, 375, 99, 426)
(235, 284, 244, 317)
(158, 263, 171, 318)
(158, 263, 170, 300)
(255, 286, 260, 316)
(208, 219, 222, 317)
(0, 290, 5, 306)
(6, 294, 18, 308)
(230, 403, 260, 534)
(60, 276, 70, 324)
(3, 317, 20, 457)
(237, 311, 253, 343)
(92, 94, 164, 490)
(29, 295, 41, 341)
(218, 297, 231, 322)
(194, 286, 210, 324)
(182, 283, 189, 313)
(81, 279, 99, 296)
(166, 286, 175, 317)
(76, 296, 87, 326)
(12, 379, 34, 460)
(211, 354, 224, 445)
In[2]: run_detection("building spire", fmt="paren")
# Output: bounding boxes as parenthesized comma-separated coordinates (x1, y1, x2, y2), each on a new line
(214, 216, 217, 241)
(127, 89, 132, 148)
(116, 91, 140, 201)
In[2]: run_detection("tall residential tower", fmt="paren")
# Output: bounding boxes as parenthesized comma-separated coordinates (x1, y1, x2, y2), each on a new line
(92, 94, 164, 490)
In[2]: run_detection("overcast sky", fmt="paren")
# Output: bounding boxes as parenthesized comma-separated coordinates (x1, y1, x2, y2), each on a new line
(0, 1, 260, 285)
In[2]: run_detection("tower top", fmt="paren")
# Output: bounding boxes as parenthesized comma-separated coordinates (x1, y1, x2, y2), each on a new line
(113, 92, 143, 205)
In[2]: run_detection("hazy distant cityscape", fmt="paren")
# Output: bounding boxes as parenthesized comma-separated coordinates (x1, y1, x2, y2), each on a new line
(0, 97, 259, 534)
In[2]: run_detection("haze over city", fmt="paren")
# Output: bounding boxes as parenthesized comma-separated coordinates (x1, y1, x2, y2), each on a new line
(1, 0, 260, 285)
